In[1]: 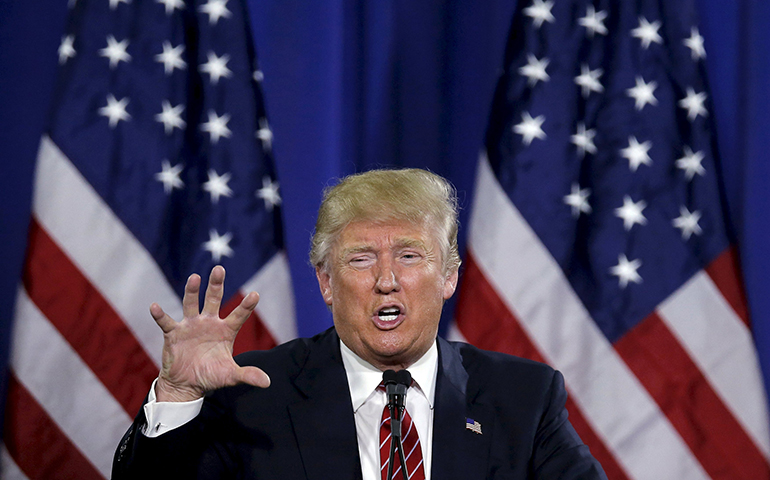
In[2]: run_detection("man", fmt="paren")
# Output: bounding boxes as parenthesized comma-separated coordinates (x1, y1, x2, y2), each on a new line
(112, 168, 606, 479)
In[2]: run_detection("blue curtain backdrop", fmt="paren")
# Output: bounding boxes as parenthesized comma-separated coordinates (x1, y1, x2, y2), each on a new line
(0, 0, 768, 418)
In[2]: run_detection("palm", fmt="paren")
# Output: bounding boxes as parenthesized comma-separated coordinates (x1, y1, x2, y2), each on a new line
(151, 266, 270, 402)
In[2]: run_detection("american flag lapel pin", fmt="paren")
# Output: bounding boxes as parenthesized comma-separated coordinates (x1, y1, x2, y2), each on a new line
(465, 418, 482, 435)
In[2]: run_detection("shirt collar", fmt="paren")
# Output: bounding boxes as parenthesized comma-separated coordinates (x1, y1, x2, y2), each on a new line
(340, 338, 439, 412)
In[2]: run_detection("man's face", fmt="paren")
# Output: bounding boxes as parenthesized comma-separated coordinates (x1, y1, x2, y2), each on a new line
(316, 219, 458, 371)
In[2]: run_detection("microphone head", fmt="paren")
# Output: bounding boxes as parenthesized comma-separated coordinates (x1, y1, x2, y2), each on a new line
(382, 369, 398, 386)
(395, 369, 412, 387)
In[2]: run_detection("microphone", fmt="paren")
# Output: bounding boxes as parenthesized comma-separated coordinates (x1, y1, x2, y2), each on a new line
(382, 369, 411, 480)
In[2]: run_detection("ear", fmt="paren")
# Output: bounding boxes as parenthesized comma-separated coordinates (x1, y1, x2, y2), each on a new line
(442, 268, 459, 300)
(315, 266, 333, 306)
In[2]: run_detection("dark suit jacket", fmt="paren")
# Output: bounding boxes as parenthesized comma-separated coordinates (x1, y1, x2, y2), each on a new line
(112, 327, 606, 479)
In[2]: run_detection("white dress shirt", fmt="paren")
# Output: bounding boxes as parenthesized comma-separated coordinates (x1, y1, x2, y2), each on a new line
(142, 339, 439, 480)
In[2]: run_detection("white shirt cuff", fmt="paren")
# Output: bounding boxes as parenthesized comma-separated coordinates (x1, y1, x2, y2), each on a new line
(142, 378, 204, 438)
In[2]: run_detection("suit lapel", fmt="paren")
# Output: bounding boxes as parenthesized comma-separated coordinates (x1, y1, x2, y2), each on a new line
(287, 330, 363, 480)
(431, 338, 492, 480)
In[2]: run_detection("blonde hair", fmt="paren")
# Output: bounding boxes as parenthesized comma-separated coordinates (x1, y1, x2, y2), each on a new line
(310, 168, 460, 274)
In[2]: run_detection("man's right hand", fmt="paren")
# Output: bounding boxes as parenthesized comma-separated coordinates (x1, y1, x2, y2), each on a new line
(150, 265, 271, 402)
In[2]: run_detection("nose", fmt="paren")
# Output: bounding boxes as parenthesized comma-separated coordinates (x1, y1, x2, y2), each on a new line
(375, 260, 400, 294)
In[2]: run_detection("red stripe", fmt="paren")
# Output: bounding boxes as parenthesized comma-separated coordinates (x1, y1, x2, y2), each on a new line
(455, 252, 630, 480)
(4, 373, 104, 480)
(614, 311, 770, 479)
(705, 246, 750, 328)
(22, 218, 159, 416)
(221, 293, 277, 355)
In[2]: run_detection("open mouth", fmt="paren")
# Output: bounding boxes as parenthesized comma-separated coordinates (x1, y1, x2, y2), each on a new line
(377, 306, 401, 322)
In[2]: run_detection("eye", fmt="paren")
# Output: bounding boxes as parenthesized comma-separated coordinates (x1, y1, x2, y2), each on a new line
(348, 253, 375, 267)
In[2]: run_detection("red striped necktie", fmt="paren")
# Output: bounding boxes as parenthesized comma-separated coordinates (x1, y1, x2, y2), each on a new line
(379, 400, 426, 480)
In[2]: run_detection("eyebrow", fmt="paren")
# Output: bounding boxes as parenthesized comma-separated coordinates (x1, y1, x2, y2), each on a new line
(339, 238, 429, 259)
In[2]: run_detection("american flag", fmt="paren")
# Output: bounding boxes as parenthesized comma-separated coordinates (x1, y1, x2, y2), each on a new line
(1, 0, 295, 477)
(452, 0, 770, 478)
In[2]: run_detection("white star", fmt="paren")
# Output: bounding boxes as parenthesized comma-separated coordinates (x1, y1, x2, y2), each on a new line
(155, 41, 186, 75)
(154, 160, 184, 193)
(256, 176, 282, 212)
(615, 195, 648, 231)
(679, 87, 708, 121)
(58, 35, 76, 65)
(157, 0, 184, 15)
(570, 122, 597, 158)
(202, 230, 234, 262)
(109, 0, 131, 10)
(523, 0, 555, 28)
(632, 17, 663, 49)
(154, 100, 186, 134)
(518, 54, 550, 87)
(675, 146, 706, 180)
(200, 110, 232, 144)
(253, 69, 264, 82)
(626, 76, 658, 111)
(202, 169, 233, 204)
(564, 183, 592, 218)
(199, 0, 232, 25)
(610, 254, 643, 289)
(683, 27, 706, 60)
(99, 35, 131, 69)
(672, 206, 703, 240)
(199, 51, 232, 85)
(578, 5, 608, 37)
(620, 136, 652, 172)
(513, 111, 546, 146)
(256, 117, 273, 152)
(98, 94, 131, 128)
(574, 64, 604, 98)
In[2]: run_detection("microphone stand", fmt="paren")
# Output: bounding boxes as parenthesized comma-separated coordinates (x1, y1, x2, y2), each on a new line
(383, 370, 411, 480)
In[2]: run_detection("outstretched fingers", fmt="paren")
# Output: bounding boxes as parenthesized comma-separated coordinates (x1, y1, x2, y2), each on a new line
(150, 303, 176, 333)
(182, 273, 202, 319)
(225, 291, 260, 330)
(236, 365, 271, 389)
(202, 265, 226, 316)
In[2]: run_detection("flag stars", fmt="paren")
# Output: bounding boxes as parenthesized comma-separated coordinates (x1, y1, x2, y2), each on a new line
(200, 51, 232, 85)
(621, 136, 652, 172)
(99, 94, 131, 128)
(58, 35, 76, 65)
(99, 35, 131, 69)
(615, 195, 648, 231)
(564, 183, 592, 218)
(200, 110, 232, 144)
(202, 169, 233, 204)
(203, 229, 234, 262)
(156, 0, 184, 15)
(513, 111, 546, 146)
(684, 27, 706, 60)
(253, 69, 264, 82)
(257, 176, 282, 212)
(155, 100, 186, 134)
(672, 206, 703, 240)
(155, 41, 186, 75)
(154, 160, 184, 193)
(199, 0, 232, 25)
(632, 17, 663, 49)
(256, 118, 273, 152)
(108, 0, 131, 10)
(518, 54, 550, 87)
(676, 146, 706, 180)
(574, 64, 604, 98)
(679, 87, 708, 121)
(523, 0, 554, 28)
(571, 122, 597, 158)
(578, 5, 608, 37)
(610, 254, 643, 289)
(627, 76, 658, 111)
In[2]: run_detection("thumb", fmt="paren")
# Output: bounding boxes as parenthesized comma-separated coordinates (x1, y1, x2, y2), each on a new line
(236, 366, 271, 389)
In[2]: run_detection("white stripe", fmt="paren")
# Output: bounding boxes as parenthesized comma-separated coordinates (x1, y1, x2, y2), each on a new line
(240, 251, 297, 344)
(12, 288, 133, 478)
(33, 136, 180, 368)
(658, 270, 770, 457)
(464, 154, 709, 480)
(0, 446, 29, 480)
(446, 322, 468, 343)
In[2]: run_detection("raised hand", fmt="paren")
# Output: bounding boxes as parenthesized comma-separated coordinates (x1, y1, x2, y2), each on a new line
(150, 265, 271, 402)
